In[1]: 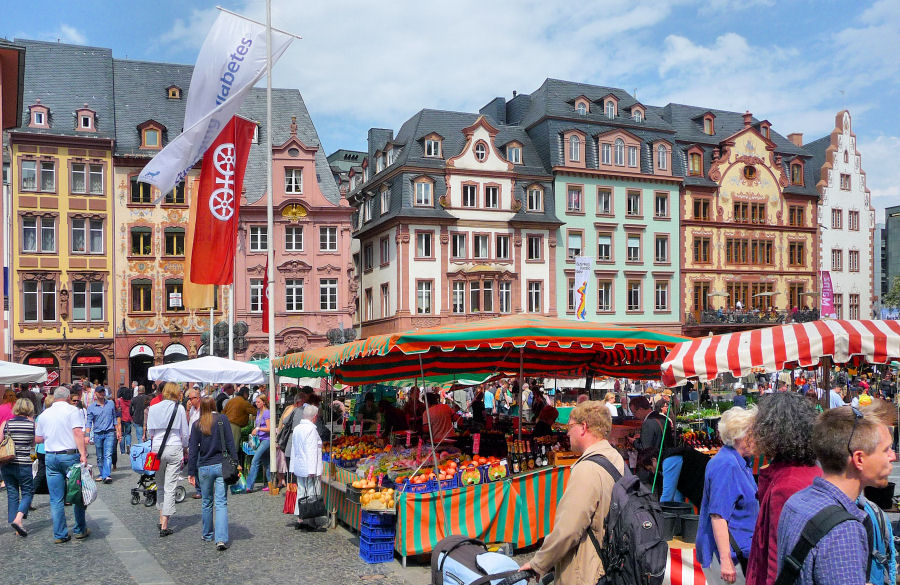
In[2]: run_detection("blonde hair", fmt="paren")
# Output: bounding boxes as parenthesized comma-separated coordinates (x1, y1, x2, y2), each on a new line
(12, 398, 34, 417)
(162, 382, 182, 402)
(570, 401, 612, 439)
(718, 405, 757, 446)
(604, 392, 615, 403)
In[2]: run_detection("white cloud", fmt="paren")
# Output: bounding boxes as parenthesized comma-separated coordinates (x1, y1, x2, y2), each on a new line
(35, 24, 88, 45)
(701, 0, 774, 13)
(157, 8, 219, 52)
(857, 135, 900, 223)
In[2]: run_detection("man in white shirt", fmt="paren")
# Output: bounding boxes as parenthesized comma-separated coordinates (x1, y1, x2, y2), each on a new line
(35, 386, 89, 543)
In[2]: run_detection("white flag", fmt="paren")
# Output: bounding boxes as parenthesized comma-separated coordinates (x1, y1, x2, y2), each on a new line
(138, 11, 293, 195)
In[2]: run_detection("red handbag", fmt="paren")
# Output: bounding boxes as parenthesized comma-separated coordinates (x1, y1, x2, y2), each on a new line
(145, 401, 179, 472)
(283, 483, 298, 514)
(144, 451, 161, 472)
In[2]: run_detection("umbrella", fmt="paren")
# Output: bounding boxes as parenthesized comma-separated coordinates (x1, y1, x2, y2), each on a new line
(148, 355, 266, 384)
(274, 315, 688, 385)
(0, 360, 47, 384)
(661, 319, 900, 386)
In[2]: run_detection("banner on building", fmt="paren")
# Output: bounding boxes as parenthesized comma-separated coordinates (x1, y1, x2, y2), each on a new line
(137, 10, 292, 196)
(190, 116, 256, 284)
(183, 177, 216, 309)
(820, 271, 836, 319)
(262, 255, 271, 334)
(574, 256, 593, 321)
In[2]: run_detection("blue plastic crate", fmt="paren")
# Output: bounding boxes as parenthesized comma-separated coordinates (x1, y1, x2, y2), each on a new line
(360, 535, 394, 553)
(359, 548, 394, 564)
(439, 473, 459, 491)
(361, 509, 396, 528)
(396, 478, 438, 494)
(361, 524, 396, 540)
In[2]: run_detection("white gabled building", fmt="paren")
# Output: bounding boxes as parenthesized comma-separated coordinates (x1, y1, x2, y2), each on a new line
(807, 110, 876, 319)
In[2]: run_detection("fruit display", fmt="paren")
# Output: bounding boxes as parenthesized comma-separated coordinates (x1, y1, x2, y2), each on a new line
(351, 478, 379, 490)
(326, 435, 386, 465)
(460, 467, 482, 486)
(360, 488, 397, 510)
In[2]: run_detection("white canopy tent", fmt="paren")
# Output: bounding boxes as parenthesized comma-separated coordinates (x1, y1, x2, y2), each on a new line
(0, 360, 48, 384)
(148, 355, 266, 385)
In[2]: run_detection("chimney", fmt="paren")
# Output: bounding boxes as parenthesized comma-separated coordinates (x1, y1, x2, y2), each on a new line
(512, 90, 517, 98)
(787, 133, 803, 147)
(742, 111, 752, 128)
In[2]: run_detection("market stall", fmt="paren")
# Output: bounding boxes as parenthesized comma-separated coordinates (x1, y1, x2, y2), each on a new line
(0, 360, 48, 384)
(148, 355, 266, 384)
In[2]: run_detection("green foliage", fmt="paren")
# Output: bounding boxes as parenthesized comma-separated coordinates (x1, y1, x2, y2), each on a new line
(883, 276, 900, 308)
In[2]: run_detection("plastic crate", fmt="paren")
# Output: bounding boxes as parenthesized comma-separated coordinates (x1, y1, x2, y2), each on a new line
(359, 548, 394, 564)
(361, 509, 396, 528)
(438, 473, 459, 491)
(361, 523, 396, 539)
(322, 452, 331, 462)
(360, 534, 395, 554)
(346, 486, 362, 504)
(396, 479, 438, 494)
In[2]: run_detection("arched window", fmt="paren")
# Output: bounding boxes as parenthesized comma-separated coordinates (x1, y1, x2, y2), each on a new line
(632, 110, 643, 123)
(614, 139, 625, 166)
(605, 100, 615, 118)
(569, 135, 581, 162)
(657, 145, 668, 170)
(576, 102, 587, 115)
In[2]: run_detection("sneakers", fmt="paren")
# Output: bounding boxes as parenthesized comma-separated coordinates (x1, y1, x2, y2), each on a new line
(262, 486, 269, 492)
(54, 536, 71, 544)
(159, 528, 174, 537)
(74, 529, 91, 540)
(216, 542, 227, 551)
(102, 478, 113, 484)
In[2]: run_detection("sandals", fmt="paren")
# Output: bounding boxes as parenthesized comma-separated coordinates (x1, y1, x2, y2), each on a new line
(10, 523, 27, 537)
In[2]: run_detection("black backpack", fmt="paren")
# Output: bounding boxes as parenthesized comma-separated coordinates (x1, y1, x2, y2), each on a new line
(584, 455, 668, 585)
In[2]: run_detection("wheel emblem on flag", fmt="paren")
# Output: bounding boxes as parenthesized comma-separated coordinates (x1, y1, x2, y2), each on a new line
(209, 143, 237, 221)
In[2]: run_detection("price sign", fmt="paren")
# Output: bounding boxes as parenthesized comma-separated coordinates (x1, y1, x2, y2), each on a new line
(376, 423, 381, 438)
(405, 430, 412, 447)
(472, 433, 481, 455)
(416, 440, 423, 460)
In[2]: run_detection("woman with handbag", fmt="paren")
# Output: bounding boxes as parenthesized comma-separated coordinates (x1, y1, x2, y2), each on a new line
(187, 397, 234, 551)
(0, 398, 36, 536)
(146, 383, 190, 537)
(245, 395, 271, 493)
(290, 404, 326, 532)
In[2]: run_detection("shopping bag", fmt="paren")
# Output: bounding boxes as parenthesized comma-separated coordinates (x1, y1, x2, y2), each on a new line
(65, 464, 83, 505)
(32, 459, 39, 478)
(144, 451, 161, 472)
(80, 465, 98, 506)
(230, 473, 248, 494)
(283, 483, 298, 514)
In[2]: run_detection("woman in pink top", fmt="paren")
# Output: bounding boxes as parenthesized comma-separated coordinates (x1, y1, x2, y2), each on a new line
(0, 390, 17, 427)
(745, 392, 821, 585)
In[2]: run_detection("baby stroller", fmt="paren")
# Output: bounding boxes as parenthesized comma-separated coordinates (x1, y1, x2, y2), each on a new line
(129, 441, 186, 507)
(431, 535, 531, 585)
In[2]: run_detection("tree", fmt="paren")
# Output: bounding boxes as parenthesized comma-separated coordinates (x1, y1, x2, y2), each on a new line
(883, 276, 900, 309)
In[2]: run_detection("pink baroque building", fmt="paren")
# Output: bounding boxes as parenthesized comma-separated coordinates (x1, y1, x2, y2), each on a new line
(234, 95, 356, 359)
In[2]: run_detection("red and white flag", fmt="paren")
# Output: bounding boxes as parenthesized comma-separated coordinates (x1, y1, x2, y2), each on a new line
(262, 255, 271, 333)
(190, 116, 256, 284)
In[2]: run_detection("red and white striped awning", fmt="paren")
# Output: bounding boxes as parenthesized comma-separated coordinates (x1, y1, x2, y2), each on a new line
(661, 320, 900, 387)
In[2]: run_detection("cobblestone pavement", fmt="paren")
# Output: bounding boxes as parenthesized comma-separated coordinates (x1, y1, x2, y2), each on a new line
(0, 453, 425, 585)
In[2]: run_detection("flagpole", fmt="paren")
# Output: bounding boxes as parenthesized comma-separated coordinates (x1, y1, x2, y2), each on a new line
(228, 283, 235, 359)
(209, 307, 214, 356)
(265, 0, 277, 479)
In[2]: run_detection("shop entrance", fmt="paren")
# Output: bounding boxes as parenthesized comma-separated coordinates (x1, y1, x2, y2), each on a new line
(129, 344, 155, 389)
(163, 343, 189, 364)
(24, 350, 60, 388)
(71, 349, 108, 385)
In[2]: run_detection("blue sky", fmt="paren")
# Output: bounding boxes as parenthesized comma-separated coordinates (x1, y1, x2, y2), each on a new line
(3, 0, 898, 219)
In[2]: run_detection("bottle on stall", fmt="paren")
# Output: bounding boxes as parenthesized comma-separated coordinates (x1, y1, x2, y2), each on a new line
(541, 444, 549, 467)
(511, 441, 521, 474)
(526, 441, 535, 470)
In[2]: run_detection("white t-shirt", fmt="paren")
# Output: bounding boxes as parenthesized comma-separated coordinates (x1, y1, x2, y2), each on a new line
(606, 402, 618, 418)
(35, 401, 83, 452)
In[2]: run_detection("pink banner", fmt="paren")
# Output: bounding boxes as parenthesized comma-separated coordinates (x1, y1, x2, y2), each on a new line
(821, 271, 836, 318)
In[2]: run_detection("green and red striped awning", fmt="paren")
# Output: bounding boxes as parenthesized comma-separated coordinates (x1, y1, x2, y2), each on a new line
(273, 315, 688, 385)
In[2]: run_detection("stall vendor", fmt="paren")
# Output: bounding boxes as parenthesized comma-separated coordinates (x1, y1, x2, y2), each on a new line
(357, 392, 378, 432)
(402, 387, 426, 433)
(532, 406, 559, 439)
(422, 392, 459, 443)
(377, 399, 408, 436)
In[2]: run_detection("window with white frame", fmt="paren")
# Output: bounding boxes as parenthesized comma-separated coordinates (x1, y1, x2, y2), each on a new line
(627, 234, 641, 262)
(21, 160, 36, 191)
(499, 282, 511, 313)
(628, 146, 638, 168)
(576, 102, 587, 115)
(527, 281, 543, 313)
(655, 281, 669, 311)
(567, 277, 576, 312)
(832, 249, 843, 271)
(605, 100, 615, 118)
(527, 235, 542, 260)
(416, 281, 432, 314)
(415, 180, 433, 206)
(452, 281, 465, 313)
(285, 226, 304, 251)
(506, 144, 521, 164)
(834, 294, 843, 319)
(319, 226, 338, 251)
(380, 189, 390, 214)
(483, 281, 494, 312)
(249, 226, 268, 252)
(23, 280, 56, 322)
(416, 232, 433, 258)
(320, 279, 337, 310)
(849, 294, 860, 320)
(425, 139, 441, 158)
(474, 142, 487, 161)
(470, 281, 481, 313)
(657, 145, 667, 170)
(286, 278, 304, 311)
(363, 243, 374, 271)
(598, 280, 612, 311)
(831, 209, 843, 229)
(21, 160, 55, 192)
(615, 139, 625, 166)
(626, 190, 641, 216)
(462, 184, 477, 207)
(473, 235, 489, 259)
(496, 234, 510, 260)
(33, 111, 45, 126)
(849, 250, 859, 272)
(632, 110, 643, 123)
(285, 168, 303, 193)
(627, 280, 641, 311)
(380, 237, 390, 264)
(364, 288, 373, 321)
(655, 235, 668, 263)
(567, 232, 583, 259)
(527, 186, 543, 212)
(597, 233, 612, 261)
(567, 186, 583, 212)
(72, 281, 104, 322)
(601, 142, 611, 165)
(569, 135, 580, 162)
(848, 210, 859, 231)
(655, 192, 669, 218)
(451, 233, 467, 259)
(250, 279, 263, 312)
(71, 163, 104, 194)
(71, 218, 103, 254)
(597, 188, 612, 214)
(41, 217, 56, 252)
(484, 186, 499, 209)
(381, 283, 390, 317)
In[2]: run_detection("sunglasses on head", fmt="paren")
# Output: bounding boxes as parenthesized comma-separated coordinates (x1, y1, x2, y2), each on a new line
(847, 406, 864, 455)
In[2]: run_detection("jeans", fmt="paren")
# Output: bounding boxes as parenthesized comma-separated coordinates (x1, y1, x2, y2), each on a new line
(120, 421, 133, 454)
(45, 452, 86, 539)
(246, 439, 270, 489)
(198, 463, 228, 543)
(93, 430, 115, 479)
(1, 463, 34, 523)
(660, 455, 685, 503)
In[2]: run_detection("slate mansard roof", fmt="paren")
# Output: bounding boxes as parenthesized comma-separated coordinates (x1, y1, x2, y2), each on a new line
(12, 38, 339, 206)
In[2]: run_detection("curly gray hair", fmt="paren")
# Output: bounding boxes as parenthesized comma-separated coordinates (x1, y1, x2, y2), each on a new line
(752, 392, 818, 465)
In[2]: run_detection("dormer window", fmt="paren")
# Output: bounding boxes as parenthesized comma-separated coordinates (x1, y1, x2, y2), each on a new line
(689, 152, 703, 176)
(424, 137, 441, 157)
(633, 110, 643, 123)
(657, 144, 668, 171)
(167, 85, 182, 99)
(138, 120, 165, 150)
(760, 122, 771, 140)
(474, 142, 487, 162)
(576, 102, 587, 115)
(80, 115, 92, 129)
(791, 162, 804, 186)
(375, 152, 384, 173)
(75, 104, 96, 132)
(34, 111, 45, 125)
(28, 101, 50, 129)
(506, 142, 522, 164)
(614, 139, 625, 166)
(569, 135, 580, 162)
(702, 113, 716, 135)
(605, 100, 616, 118)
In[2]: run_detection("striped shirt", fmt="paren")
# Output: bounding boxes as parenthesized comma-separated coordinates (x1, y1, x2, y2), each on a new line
(2, 416, 35, 465)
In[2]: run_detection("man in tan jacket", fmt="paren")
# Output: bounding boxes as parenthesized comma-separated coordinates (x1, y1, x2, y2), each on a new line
(522, 401, 624, 585)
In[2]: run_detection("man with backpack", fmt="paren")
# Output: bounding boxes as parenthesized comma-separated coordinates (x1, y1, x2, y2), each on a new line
(776, 406, 896, 585)
(521, 400, 667, 585)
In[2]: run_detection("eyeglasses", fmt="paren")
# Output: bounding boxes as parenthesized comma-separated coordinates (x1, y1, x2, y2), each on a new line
(847, 406, 864, 455)
(567, 421, 584, 431)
